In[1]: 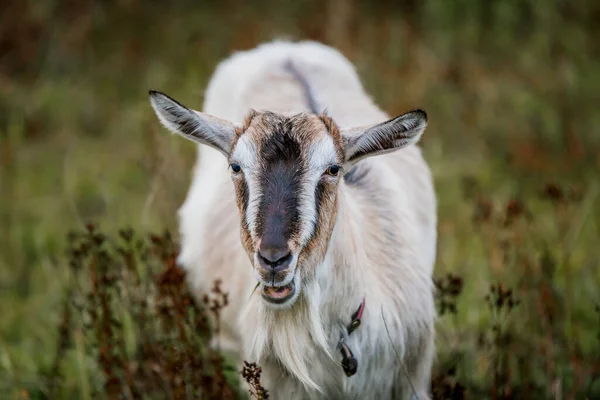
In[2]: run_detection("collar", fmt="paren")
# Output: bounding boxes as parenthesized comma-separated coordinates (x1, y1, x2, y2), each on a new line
(338, 297, 365, 377)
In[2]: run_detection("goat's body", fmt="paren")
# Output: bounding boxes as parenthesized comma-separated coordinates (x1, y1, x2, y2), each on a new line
(177, 41, 437, 399)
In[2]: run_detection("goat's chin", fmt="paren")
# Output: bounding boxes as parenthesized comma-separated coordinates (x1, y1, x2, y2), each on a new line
(259, 273, 301, 310)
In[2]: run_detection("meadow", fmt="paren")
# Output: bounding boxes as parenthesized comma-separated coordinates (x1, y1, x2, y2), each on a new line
(1, 0, 599, 398)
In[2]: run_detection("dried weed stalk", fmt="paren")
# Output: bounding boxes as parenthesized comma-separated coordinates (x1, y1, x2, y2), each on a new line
(60, 224, 236, 399)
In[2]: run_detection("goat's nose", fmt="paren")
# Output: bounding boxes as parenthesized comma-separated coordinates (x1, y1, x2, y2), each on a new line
(258, 244, 292, 271)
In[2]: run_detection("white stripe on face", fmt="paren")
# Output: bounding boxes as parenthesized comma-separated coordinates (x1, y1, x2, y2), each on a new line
(231, 134, 261, 240)
(298, 135, 338, 245)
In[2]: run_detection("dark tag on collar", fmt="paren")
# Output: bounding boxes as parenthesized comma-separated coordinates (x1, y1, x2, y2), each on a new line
(340, 342, 358, 377)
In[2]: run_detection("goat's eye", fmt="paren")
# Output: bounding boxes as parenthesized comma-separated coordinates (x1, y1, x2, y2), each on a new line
(230, 163, 242, 174)
(325, 165, 341, 176)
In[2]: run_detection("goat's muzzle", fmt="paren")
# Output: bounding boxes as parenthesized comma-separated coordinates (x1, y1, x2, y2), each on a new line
(256, 244, 294, 283)
(261, 280, 296, 305)
(255, 244, 298, 306)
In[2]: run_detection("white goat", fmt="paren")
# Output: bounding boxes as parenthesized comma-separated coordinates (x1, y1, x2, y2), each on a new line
(149, 41, 437, 399)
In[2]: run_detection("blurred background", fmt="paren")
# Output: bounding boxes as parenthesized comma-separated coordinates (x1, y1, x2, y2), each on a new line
(1, 0, 599, 398)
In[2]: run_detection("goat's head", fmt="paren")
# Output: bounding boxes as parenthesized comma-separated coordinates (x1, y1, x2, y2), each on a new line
(149, 90, 427, 308)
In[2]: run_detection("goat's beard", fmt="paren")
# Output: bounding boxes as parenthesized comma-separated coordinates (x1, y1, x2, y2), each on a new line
(241, 258, 334, 393)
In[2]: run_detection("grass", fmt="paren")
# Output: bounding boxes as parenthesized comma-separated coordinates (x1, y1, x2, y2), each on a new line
(0, 0, 599, 398)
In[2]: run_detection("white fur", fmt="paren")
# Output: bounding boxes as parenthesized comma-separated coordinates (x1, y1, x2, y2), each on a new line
(174, 41, 437, 399)
(299, 136, 338, 245)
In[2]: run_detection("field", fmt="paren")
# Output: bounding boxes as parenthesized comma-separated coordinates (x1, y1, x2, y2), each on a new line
(1, 0, 599, 398)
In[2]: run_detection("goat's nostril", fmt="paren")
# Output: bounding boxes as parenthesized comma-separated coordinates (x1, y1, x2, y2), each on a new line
(258, 248, 292, 268)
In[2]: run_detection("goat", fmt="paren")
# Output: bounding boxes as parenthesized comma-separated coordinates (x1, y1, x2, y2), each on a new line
(149, 40, 437, 399)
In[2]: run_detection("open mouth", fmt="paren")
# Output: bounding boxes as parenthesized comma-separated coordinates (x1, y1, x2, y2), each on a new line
(261, 282, 296, 304)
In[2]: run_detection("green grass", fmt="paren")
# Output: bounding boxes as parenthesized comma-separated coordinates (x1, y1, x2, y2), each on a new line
(1, 0, 599, 398)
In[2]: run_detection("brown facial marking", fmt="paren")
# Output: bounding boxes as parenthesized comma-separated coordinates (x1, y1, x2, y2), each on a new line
(235, 109, 259, 137)
(232, 177, 254, 259)
(297, 177, 339, 273)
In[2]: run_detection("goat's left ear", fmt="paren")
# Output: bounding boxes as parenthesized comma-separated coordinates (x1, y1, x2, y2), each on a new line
(149, 90, 237, 157)
(341, 109, 427, 167)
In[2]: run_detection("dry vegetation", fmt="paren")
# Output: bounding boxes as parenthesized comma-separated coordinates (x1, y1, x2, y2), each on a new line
(1, 0, 599, 399)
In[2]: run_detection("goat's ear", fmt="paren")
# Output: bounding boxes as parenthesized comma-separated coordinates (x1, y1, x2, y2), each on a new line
(149, 90, 236, 156)
(341, 109, 427, 167)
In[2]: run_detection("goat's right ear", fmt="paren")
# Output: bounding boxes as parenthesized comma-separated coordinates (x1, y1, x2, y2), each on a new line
(149, 90, 236, 156)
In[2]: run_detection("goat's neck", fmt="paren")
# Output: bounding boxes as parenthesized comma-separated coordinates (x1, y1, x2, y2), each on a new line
(311, 183, 370, 323)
